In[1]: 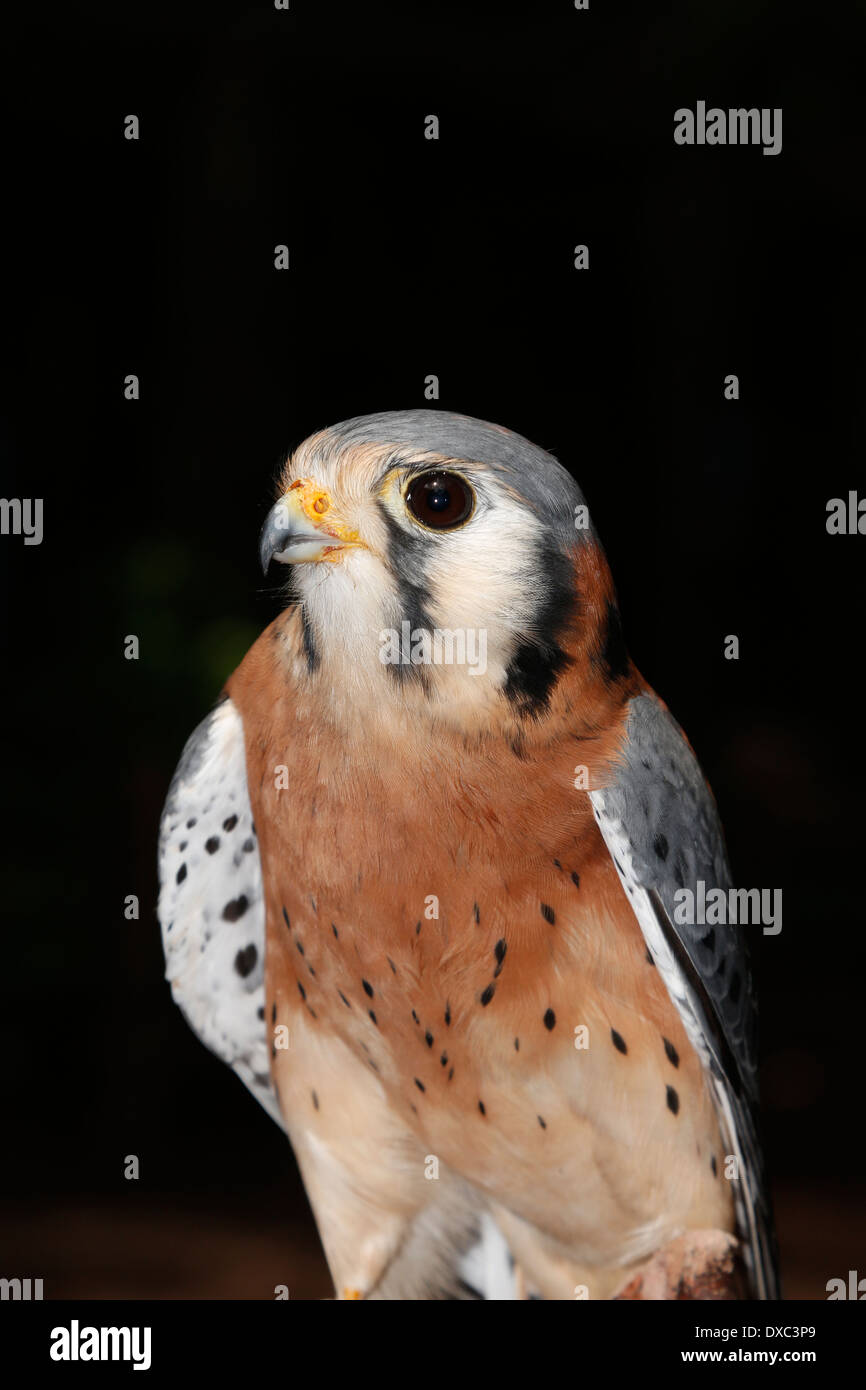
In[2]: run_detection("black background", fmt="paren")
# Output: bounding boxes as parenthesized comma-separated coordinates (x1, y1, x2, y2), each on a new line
(1, 0, 864, 1298)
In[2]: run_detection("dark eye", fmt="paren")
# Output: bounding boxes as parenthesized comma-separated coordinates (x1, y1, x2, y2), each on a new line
(405, 471, 474, 530)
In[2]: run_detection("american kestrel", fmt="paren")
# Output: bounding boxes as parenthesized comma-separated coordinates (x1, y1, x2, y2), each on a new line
(158, 410, 778, 1301)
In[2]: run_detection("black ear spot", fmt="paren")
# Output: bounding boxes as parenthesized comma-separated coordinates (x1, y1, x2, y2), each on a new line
(597, 601, 630, 684)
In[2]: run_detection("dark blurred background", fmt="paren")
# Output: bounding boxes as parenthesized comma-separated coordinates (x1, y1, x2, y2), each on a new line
(1, 0, 864, 1299)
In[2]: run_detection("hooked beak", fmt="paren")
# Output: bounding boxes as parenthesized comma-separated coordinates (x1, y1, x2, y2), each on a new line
(259, 480, 352, 573)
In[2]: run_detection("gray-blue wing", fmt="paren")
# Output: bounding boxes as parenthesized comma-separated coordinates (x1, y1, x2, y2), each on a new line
(590, 692, 779, 1299)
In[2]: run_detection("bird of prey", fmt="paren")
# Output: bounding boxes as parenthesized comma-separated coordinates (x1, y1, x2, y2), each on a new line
(158, 410, 778, 1301)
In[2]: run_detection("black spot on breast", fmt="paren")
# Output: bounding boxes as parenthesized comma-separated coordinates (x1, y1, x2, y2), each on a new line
(543, 1008, 556, 1031)
(666, 1085, 680, 1115)
(448, 1066, 454, 1081)
(480, 984, 495, 1007)
(179, 841, 187, 852)
(282, 907, 291, 930)
(222, 815, 238, 832)
(176, 864, 187, 884)
(387, 957, 397, 974)
(663, 1037, 680, 1067)
(415, 921, 422, 935)
(540, 903, 555, 924)
(311, 1090, 319, 1110)
(473, 902, 480, 924)
(368, 1011, 378, 1026)
(425, 1030, 434, 1047)
(234, 944, 257, 977)
(611, 1028, 627, 1054)
(362, 979, 374, 998)
(478, 1101, 486, 1116)
(295, 940, 305, 956)
(653, 833, 669, 861)
(412, 1009, 420, 1025)
(257, 1005, 264, 1021)
(297, 981, 306, 1000)
(494, 939, 507, 966)
(571, 871, 580, 889)
(338, 991, 351, 1008)
(414, 1078, 426, 1093)
(186, 818, 197, 829)
(537, 1115, 547, 1129)
(205, 837, 220, 854)
(332, 923, 339, 939)
(711, 1154, 718, 1177)
(271, 1003, 277, 1024)
(444, 1004, 451, 1026)
(222, 895, 249, 922)
(514, 1037, 520, 1051)
(242, 838, 255, 853)
(645, 948, 655, 966)
(440, 1053, 448, 1066)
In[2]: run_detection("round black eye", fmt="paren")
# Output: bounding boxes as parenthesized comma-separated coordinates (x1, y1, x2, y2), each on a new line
(405, 472, 474, 530)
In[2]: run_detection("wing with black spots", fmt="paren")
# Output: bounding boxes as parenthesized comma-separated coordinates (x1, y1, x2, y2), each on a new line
(589, 692, 778, 1299)
(157, 697, 284, 1131)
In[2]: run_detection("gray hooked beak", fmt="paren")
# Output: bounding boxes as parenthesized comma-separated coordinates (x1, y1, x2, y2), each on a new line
(259, 484, 348, 573)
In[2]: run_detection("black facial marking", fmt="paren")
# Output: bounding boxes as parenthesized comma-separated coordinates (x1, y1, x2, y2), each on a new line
(611, 1028, 627, 1054)
(597, 600, 630, 684)
(300, 604, 319, 672)
(234, 944, 257, 977)
(222, 815, 238, 832)
(503, 546, 574, 716)
(205, 837, 220, 854)
(543, 1008, 556, 1031)
(540, 903, 555, 924)
(663, 1037, 680, 1068)
(222, 895, 249, 922)
(480, 984, 495, 1007)
(666, 1085, 680, 1115)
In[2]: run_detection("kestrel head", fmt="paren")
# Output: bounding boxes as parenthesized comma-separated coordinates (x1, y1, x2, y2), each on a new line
(260, 410, 627, 728)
